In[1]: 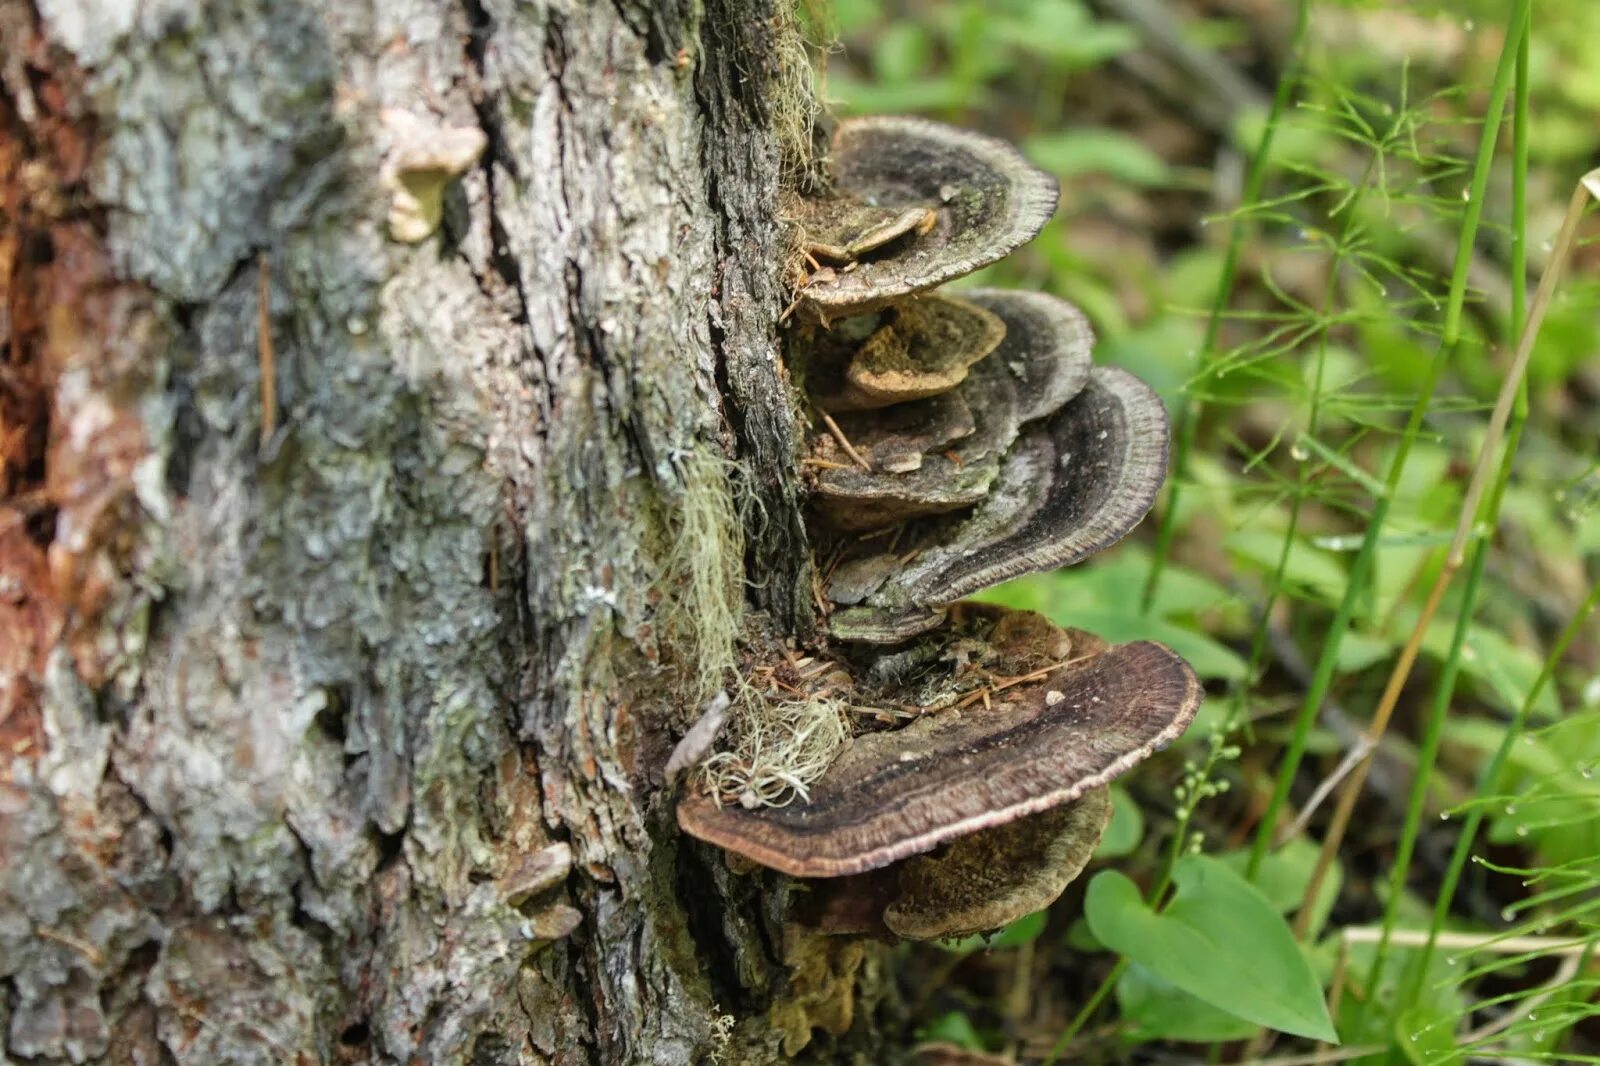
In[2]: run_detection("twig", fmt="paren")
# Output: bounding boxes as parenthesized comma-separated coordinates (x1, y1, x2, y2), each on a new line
(1291, 168, 1600, 936)
(1457, 951, 1582, 1047)
(820, 411, 871, 471)
(1339, 927, 1593, 956)
(256, 253, 276, 451)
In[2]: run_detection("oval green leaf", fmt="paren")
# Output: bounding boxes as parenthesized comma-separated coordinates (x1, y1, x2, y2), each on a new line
(1085, 855, 1338, 1043)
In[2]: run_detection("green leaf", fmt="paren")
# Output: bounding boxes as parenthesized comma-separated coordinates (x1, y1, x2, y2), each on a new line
(1218, 839, 1342, 939)
(1094, 785, 1145, 859)
(916, 1010, 987, 1051)
(1085, 857, 1338, 1043)
(1046, 607, 1245, 682)
(1118, 963, 1257, 1043)
(1226, 529, 1348, 604)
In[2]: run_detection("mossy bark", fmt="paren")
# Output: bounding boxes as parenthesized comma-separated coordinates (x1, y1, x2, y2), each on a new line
(0, 1, 887, 1062)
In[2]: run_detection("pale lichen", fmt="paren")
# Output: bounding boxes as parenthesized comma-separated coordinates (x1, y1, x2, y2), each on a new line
(654, 446, 745, 704)
(698, 686, 851, 810)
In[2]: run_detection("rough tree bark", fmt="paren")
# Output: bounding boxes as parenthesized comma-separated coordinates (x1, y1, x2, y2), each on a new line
(0, 1, 880, 1062)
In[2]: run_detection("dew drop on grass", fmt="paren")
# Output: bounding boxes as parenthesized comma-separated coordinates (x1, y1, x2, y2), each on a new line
(1502, 907, 1516, 921)
(1289, 442, 1309, 461)
(1516, 825, 1530, 837)
(1446, 956, 1459, 967)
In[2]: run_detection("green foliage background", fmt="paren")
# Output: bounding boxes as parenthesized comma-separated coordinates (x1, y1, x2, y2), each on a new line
(806, 1, 1600, 1060)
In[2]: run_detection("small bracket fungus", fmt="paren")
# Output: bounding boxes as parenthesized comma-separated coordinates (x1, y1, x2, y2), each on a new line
(882, 786, 1111, 940)
(838, 295, 1006, 408)
(796, 117, 1059, 319)
(378, 108, 488, 243)
(833, 365, 1169, 623)
(677, 633, 1200, 878)
(810, 348, 1020, 531)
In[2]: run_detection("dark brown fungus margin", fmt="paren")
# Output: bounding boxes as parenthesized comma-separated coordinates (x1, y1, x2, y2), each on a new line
(798, 117, 1059, 319)
(676, 639, 1201, 877)
(868, 365, 1169, 611)
(962, 288, 1094, 425)
(883, 786, 1112, 940)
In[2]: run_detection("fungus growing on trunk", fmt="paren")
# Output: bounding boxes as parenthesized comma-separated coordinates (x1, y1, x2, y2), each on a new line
(795, 117, 1059, 319)
(677, 632, 1200, 878)
(673, 116, 1200, 950)
(825, 365, 1169, 631)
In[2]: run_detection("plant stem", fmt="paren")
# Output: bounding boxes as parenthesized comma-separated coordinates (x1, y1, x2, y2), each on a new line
(1042, 957, 1127, 1066)
(1246, 0, 1531, 877)
(1140, 0, 1311, 614)
(1359, 27, 1535, 1030)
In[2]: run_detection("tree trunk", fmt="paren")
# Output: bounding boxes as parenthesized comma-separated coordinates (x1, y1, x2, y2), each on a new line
(1, 1, 877, 1062)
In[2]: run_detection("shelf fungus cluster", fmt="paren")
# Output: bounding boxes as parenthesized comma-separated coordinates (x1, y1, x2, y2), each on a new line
(677, 117, 1201, 942)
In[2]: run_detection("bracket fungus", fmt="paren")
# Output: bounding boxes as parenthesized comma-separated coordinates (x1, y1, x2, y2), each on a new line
(827, 364, 1169, 627)
(674, 116, 1199, 945)
(678, 625, 1200, 878)
(794, 117, 1059, 319)
(882, 785, 1112, 940)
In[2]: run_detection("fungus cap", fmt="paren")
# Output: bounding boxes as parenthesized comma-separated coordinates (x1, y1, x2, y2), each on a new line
(962, 289, 1095, 424)
(883, 786, 1112, 940)
(798, 117, 1059, 318)
(676, 638, 1200, 877)
(834, 366, 1167, 620)
(805, 294, 1006, 413)
(897, 366, 1169, 604)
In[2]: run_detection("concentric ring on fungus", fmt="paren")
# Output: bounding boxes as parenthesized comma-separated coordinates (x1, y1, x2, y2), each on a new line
(677, 638, 1201, 878)
(796, 117, 1059, 319)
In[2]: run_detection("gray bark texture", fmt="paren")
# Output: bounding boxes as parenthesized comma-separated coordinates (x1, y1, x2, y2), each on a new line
(0, 1, 884, 1062)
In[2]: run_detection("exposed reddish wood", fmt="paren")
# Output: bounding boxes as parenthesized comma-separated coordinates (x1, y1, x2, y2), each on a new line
(0, 18, 157, 772)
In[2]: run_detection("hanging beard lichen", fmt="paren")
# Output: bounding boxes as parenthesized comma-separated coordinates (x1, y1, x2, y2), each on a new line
(654, 445, 746, 706)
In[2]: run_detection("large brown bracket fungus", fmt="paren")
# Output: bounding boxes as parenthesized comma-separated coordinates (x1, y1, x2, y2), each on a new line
(679, 612, 1201, 939)
(678, 635, 1199, 878)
